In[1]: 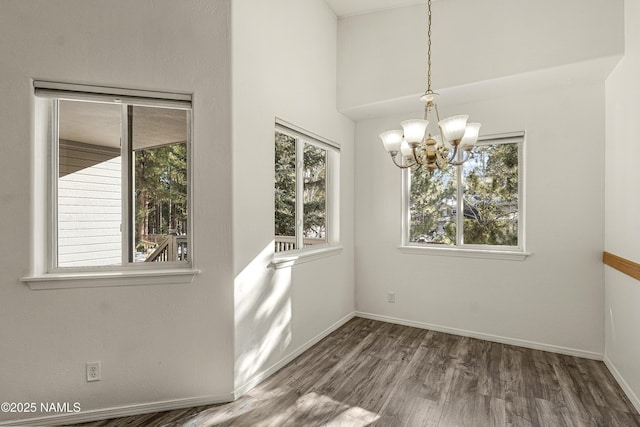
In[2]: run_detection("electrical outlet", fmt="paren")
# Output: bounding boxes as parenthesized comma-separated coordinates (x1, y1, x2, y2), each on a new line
(87, 361, 101, 382)
(387, 291, 396, 303)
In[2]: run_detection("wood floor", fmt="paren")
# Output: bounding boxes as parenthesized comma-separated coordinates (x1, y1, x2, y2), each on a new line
(63, 317, 640, 427)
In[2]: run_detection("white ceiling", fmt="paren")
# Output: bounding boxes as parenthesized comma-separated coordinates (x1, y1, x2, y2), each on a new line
(325, 0, 424, 17)
(59, 101, 121, 147)
(58, 100, 187, 150)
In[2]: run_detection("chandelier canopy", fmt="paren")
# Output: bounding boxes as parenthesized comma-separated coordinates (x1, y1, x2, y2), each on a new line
(379, 0, 481, 173)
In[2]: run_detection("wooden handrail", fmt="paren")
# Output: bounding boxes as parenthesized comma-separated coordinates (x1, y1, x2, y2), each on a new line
(603, 251, 640, 281)
(146, 237, 171, 262)
(145, 235, 188, 262)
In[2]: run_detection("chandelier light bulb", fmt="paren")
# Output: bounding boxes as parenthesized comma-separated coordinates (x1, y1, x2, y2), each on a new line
(379, 129, 404, 153)
(400, 140, 414, 158)
(438, 115, 469, 144)
(400, 119, 429, 144)
(460, 123, 482, 148)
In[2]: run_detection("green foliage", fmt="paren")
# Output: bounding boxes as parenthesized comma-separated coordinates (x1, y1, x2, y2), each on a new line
(409, 167, 456, 244)
(303, 144, 326, 239)
(275, 132, 296, 237)
(463, 144, 518, 246)
(134, 142, 188, 242)
(275, 132, 327, 240)
(410, 143, 519, 247)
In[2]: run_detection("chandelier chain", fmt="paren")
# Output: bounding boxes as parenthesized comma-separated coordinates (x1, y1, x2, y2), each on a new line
(426, 0, 432, 94)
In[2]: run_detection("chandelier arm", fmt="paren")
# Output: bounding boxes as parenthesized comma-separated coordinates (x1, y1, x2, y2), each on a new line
(434, 150, 447, 170)
(411, 146, 425, 166)
(447, 149, 471, 166)
(390, 152, 418, 169)
(443, 144, 459, 164)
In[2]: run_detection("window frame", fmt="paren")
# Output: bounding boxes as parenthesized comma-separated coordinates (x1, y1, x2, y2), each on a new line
(272, 119, 342, 268)
(21, 81, 199, 289)
(400, 131, 529, 260)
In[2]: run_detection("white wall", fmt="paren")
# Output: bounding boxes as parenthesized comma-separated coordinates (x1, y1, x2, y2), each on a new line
(355, 78, 607, 357)
(0, 0, 234, 423)
(231, 0, 355, 393)
(604, 0, 640, 411)
(337, 0, 624, 115)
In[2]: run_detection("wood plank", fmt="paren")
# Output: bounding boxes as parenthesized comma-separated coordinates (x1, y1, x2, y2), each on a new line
(553, 354, 604, 426)
(603, 251, 640, 281)
(534, 397, 571, 427)
(378, 377, 443, 424)
(574, 357, 636, 413)
(253, 318, 374, 398)
(405, 396, 444, 427)
(531, 349, 565, 404)
(330, 355, 401, 413)
(473, 394, 506, 427)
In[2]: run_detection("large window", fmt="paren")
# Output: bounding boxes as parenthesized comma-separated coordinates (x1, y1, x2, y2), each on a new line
(274, 122, 339, 254)
(405, 132, 524, 252)
(35, 82, 191, 271)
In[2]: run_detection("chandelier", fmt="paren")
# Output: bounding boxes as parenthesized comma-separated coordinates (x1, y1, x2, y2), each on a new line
(379, 0, 481, 173)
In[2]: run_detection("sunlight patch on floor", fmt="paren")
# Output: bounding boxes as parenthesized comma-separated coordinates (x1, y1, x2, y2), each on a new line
(185, 391, 380, 426)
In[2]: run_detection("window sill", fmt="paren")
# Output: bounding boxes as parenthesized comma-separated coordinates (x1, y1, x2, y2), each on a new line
(398, 245, 530, 261)
(20, 268, 200, 290)
(271, 245, 343, 269)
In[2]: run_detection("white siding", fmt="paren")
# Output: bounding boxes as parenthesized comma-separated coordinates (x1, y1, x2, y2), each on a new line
(57, 141, 122, 267)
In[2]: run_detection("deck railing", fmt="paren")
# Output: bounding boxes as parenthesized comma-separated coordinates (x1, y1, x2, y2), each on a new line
(274, 236, 326, 253)
(145, 235, 188, 262)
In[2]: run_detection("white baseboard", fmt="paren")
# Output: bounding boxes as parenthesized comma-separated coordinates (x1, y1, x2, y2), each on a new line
(355, 312, 603, 360)
(604, 356, 640, 414)
(233, 311, 356, 398)
(0, 393, 234, 427)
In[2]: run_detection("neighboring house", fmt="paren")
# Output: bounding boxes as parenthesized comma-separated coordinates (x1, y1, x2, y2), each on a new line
(58, 140, 122, 267)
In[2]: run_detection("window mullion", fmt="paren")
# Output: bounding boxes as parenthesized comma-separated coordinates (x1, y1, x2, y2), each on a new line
(295, 138, 304, 250)
(50, 100, 60, 271)
(517, 141, 524, 250)
(456, 155, 464, 246)
(121, 104, 131, 264)
(402, 168, 410, 246)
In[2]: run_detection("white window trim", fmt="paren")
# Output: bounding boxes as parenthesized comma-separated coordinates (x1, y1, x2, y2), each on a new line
(398, 245, 529, 261)
(21, 81, 199, 289)
(21, 269, 200, 290)
(400, 131, 529, 261)
(270, 245, 344, 269)
(272, 119, 341, 268)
